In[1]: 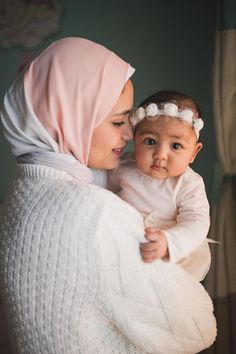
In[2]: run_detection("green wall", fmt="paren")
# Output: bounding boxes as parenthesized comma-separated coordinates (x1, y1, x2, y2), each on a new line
(0, 0, 217, 202)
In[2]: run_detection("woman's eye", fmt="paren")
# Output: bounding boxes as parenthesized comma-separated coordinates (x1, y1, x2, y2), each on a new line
(171, 143, 182, 150)
(112, 121, 125, 126)
(144, 138, 156, 145)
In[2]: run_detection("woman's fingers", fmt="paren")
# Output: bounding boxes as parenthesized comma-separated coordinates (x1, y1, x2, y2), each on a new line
(140, 241, 159, 262)
(140, 242, 158, 252)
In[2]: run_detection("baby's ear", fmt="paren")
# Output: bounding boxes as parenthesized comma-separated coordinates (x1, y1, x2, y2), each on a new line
(190, 142, 203, 163)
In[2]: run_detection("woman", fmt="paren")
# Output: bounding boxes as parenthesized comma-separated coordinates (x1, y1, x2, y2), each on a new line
(0, 37, 216, 353)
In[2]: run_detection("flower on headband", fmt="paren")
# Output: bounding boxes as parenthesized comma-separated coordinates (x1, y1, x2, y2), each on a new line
(180, 109, 194, 124)
(130, 107, 145, 127)
(163, 103, 178, 116)
(130, 101, 204, 136)
(146, 103, 158, 117)
(193, 118, 204, 131)
(136, 107, 146, 119)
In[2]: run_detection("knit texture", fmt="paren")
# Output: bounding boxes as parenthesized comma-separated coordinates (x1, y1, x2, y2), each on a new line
(0, 164, 216, 354)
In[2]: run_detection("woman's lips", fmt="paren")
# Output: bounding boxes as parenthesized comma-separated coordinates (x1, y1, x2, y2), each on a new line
(112, 146, 125, 157)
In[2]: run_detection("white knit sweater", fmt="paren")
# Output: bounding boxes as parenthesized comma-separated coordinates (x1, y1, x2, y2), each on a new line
(0, 164, 216, 354)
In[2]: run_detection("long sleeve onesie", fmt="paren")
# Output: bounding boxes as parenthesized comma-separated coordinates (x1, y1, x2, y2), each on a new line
(109, 153, 211, 280)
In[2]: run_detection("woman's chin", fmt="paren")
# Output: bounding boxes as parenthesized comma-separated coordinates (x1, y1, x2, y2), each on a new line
(89, 158, 120, 171)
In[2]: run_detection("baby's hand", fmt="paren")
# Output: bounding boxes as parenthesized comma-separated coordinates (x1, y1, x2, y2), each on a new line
(140, 227, 169, 263)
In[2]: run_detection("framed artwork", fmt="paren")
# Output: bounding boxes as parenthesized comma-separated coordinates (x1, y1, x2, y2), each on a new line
(0, 0, 63, 49)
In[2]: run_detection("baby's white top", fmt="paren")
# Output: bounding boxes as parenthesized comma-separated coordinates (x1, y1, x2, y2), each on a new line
(109, 153, 210, 263)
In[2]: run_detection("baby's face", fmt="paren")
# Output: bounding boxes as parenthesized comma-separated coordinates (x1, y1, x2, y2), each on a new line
(134, 116, 202, 179)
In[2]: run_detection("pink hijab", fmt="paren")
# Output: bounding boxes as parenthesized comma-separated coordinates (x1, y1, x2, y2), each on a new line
(1, 37, 134, 182)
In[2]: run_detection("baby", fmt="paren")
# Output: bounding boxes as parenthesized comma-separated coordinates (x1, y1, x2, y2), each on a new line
(109, 90, 211, 281)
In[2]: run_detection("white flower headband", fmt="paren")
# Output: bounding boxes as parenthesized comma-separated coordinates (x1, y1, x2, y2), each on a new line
(130, 102, 204, 138)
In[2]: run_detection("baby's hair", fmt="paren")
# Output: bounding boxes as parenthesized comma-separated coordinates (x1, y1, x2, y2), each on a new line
(139, 90, 202, 118)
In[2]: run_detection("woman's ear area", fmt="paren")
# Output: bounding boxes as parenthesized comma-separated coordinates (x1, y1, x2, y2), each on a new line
(190, 142, 203, 163)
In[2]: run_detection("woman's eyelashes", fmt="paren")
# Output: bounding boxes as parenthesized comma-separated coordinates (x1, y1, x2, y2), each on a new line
(112, 109, 134, 127)
(112, 121, 126, 126)
(112, 115, 132, 127)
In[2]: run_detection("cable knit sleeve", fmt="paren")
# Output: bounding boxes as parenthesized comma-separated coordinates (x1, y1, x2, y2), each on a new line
(95, 192, 216, 354)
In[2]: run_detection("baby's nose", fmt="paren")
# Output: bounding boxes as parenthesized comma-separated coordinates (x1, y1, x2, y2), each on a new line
(153, 146, 167, 160)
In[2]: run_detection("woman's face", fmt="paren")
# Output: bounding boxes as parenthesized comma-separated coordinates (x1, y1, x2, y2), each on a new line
(88, 79, 134, 169)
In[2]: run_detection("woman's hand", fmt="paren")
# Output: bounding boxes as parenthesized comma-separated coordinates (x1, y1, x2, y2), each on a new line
(140, 227, 169, 263)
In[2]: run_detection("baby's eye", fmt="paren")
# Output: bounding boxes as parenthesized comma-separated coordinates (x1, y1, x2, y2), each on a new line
(171, 143, 182, 150)
(113, 121, 125, 126)
(144, 138, 156, 145)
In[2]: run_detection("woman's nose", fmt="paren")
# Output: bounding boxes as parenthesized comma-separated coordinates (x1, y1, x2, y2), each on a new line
(122, 124, 134, 141)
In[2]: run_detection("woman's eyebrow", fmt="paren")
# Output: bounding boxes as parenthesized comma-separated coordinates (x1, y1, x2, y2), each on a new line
(113, 109, 132, 116)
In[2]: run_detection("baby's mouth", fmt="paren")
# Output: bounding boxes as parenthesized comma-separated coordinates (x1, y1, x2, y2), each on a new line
(151, 164, 166, 170)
